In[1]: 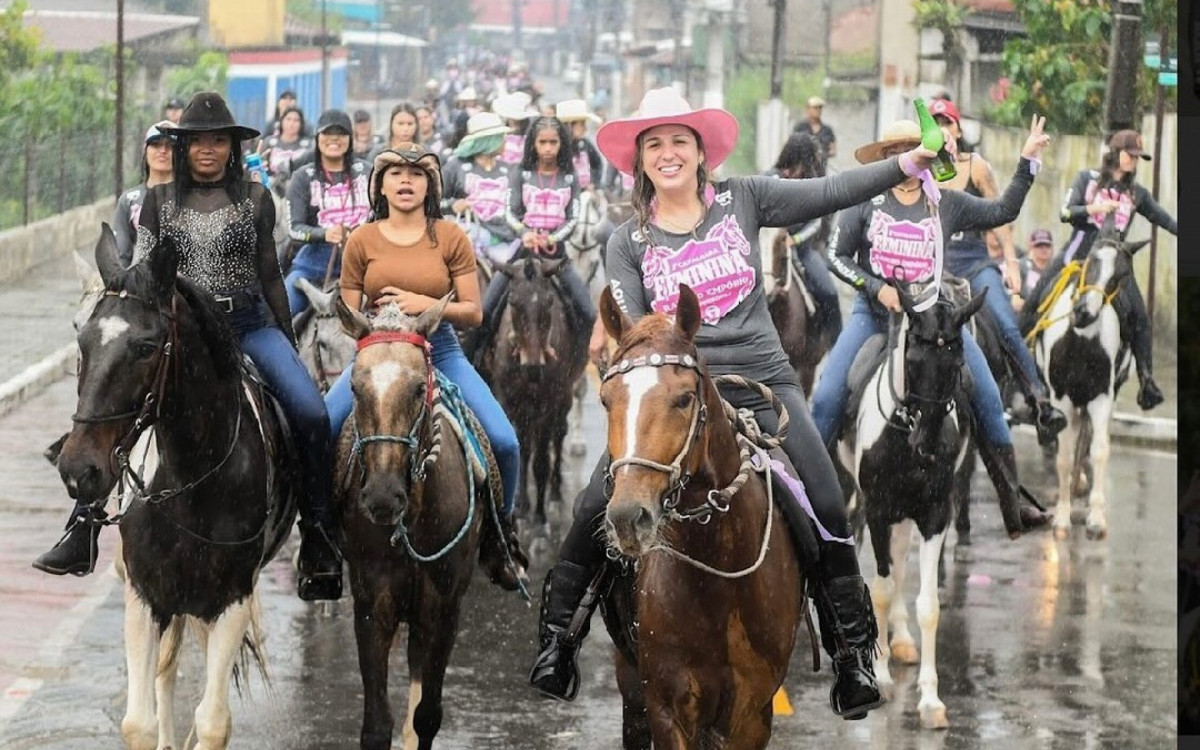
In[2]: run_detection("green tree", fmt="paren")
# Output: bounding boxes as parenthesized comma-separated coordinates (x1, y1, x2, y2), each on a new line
(0, 1, 41, 82)
(166, 50, 230, 100)
(990, 0, 1177, 134)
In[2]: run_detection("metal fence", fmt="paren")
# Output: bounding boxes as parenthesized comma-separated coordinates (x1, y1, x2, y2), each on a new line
(0, 121, 147, 232)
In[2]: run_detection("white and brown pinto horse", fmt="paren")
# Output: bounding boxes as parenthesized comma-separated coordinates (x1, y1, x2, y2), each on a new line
(1032, 227, 1145, 539)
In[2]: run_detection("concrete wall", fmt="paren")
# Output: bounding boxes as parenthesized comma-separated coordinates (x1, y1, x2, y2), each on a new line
(977, 113, 1177, 339)
(0, 198, 113, 284)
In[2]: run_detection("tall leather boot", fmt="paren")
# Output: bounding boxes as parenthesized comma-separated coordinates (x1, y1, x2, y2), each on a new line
(297, 504, 343, 601)
(1026, 394, 1067, 447)
(33, 504, 105, 576)
(529, 560, 597, 700)
(812, 574, 884, 720)
(979, 442, 1048, 538)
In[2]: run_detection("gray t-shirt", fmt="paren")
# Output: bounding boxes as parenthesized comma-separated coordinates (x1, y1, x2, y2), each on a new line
(605, 159, 904, 381)
(826, 156, 1036, 305)
(113, 183, 150, 267)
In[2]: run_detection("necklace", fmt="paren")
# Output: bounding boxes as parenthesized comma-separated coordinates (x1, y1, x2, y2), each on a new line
(894, 183, 922, 194)
(656, 211, 703, 233)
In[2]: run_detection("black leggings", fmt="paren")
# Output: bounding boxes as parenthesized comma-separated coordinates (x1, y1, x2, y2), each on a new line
(559, 377, 857, 575)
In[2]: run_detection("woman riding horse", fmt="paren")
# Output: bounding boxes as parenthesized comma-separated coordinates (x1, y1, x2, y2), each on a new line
(929, 99, 1066, 445)
(810, 117, 1053, 537)
(113, 121, 176, 266)
(35, 92, 343, 601)
(1019, 128, 1177, 411)
(324, 143, 528, 590)
(440, 111, 519, 264)
(530, 87, 944, 721)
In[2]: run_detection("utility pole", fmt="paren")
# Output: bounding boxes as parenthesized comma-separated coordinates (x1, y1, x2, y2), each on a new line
(320, 0, 330, 112)
(1102, 0, 1143, 135)
(1146, 24, 1168, 337)
(115, 0, 125, 198)
(769, 0, 785, 99)
(513, 0, 523, 54)
(823, 0, 832, 94)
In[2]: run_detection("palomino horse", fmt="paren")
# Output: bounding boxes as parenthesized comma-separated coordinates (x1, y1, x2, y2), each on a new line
(57, 226, 296, 750)
(1031, 227, 1144, 540)
(835, 282, 985, 729)
(293, 277, 355, 393)
(761, 226, 829, 396)
(484, 257, 588, 526)
(597, 283, 802, 749)
(333, 296, 497, 750)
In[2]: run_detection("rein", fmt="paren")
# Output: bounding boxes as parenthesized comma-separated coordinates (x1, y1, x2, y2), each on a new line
(878, 313, 957, 434)
(348, 330, 477, 562)
(1025, 254, 1124, 343)
(600, 353, 790, 578)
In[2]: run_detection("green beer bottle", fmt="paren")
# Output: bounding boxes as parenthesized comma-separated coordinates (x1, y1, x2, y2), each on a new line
(913, 98, 957, 182)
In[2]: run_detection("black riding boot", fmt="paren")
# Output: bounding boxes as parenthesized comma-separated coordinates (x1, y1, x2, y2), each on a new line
(812, 571, 884, 720)
(979, 442, 1049, 538)
(1025, 391, 1067, 447)
(297, 518, 342, 601)
(529, 560, 598, 700)
(33, 503, 105, 576)
(479, 511, 530, 592)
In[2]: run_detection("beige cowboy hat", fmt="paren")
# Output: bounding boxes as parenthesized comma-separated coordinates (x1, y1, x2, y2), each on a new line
(369, 143, 443, 206)
(556, 99, 602, 125)
(457, 111, 512, 145)
(596, 87, 739, 176)
(492, 91, 538, 121)
(854, 119, 922, 164)
(456, 86, 479, 103)
(806, 96, 826, 108)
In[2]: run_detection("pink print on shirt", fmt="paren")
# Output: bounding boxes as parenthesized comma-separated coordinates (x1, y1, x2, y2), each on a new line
(464, 173, 507, 221)
(314, 176, 371, 228)
(573, 151, 592, 188)
(866, 211, 939, 283)
(1086, 185, 1134, 231)
(500, 134, 524, 165)
(522, 184, 571, 230)
(642, 215, 756, 325)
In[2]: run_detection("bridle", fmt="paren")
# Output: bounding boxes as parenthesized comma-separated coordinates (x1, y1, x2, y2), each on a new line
(879, 310, 959, 434)
(302, 308, 348, 392)
(1073, 249, 1125, 308)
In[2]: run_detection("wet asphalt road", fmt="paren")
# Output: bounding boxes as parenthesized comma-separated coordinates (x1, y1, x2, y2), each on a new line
(0, 375, 1177, 749)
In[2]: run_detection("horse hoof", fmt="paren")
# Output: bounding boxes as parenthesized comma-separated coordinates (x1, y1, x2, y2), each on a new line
(890, 640, 919, 665)
(1085, 525, 1107, 541)
(1053, 524, 1070, 541)
(956, 529, 971, 547)
(876, 678, 895, 702)
(919, 704, 949, 730)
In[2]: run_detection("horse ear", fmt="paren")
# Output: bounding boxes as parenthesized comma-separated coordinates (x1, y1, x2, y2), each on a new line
(335, 295, 372, 341)
(414, 293, 452, 338)
(1124, 239, 1150, 255)
(95, 223, 124, 285)
(147, 237, 179, 300)
(539, 258, 567, 276)
(494, 261, 517, 278)
(599, 285, 632, 341)
(75, 251, 103, 295)
(296, 277, 333, 314)
(952, 288, 988, 329)
(675, 284, 702, 341)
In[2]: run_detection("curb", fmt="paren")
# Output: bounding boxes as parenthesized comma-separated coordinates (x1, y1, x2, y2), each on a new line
(0, 344, 77, 419)
(1012, 411, 1177, 452)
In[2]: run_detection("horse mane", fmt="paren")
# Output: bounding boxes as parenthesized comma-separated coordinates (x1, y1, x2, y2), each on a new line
(367, 304, 421, 332)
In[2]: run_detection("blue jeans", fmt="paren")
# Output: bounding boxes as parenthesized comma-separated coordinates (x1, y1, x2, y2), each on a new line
(811, 295, 1011, 448)
(285, 242, 339, 315)
(795, 247, 843, 337)
(326, 322, 521, 516)
(969, 264, 1043, 397)
(239, 323, 334, 526)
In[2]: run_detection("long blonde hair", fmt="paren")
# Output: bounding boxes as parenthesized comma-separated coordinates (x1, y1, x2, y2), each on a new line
(630, 127, 710, 239)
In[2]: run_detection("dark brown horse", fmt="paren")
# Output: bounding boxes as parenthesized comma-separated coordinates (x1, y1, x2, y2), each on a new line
(334, 297, 487, 750)
(596, 284, 803, 749)
(764, 228, 829, 396)
(482, 257, 587, 526)
(58, 226, 295, 749)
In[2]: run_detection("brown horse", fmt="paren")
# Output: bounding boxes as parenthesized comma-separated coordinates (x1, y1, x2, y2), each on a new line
(764, 227, 828, 396)
(483, 257, 588, 526)
(596, 283, 803, 749)
(333, 297, 487, 750)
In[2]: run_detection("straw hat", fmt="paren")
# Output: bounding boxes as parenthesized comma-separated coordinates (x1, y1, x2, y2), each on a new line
(369, 144, 443, 206)
(555, 99, 602, 125)
(853, 120, 922, 164)
(458, 111, 512, 145)
(456, 86, 478, 103)
(595, 87, 739, 176)
(492, 91, 538, 121)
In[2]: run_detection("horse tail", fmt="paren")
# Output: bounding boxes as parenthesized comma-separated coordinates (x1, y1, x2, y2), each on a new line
(230, 592, 271, 697)
(156, 616, 186, 679)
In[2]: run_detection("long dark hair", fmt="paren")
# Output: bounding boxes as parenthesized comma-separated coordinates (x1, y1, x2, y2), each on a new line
(1097, 149, 1136, 193)
(630, 126, 710, 240)
(170, 131, 248, 208)
(369, 163, 442, 244)
(520, 117, 574, 174)
(774, 132, 826, 179)
(388, 102, 420, 146)
(276, 106, 306, 142)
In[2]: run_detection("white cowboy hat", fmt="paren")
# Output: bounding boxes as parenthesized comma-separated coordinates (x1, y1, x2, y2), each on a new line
(492, 91, 537, 121)
(458, 111, 512, 144)
(853, 120, 922, 164)
(595, 87, 739, 177)
(456, 86, 478, 103)
(555, 99, 602, 125)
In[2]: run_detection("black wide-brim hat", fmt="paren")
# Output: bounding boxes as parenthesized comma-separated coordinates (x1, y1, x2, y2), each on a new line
(167, 92, 260, 142)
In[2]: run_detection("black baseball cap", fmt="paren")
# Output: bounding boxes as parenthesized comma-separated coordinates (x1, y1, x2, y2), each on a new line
(316, 109, 353, 135)
(1029, 229, 1054, 247)
(165, 97, 185, 110)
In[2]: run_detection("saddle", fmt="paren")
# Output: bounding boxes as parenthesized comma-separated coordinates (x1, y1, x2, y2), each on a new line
(239, 356, 301, 562)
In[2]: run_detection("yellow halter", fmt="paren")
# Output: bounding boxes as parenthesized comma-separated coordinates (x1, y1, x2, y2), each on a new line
(1024, 256, 1122, 344)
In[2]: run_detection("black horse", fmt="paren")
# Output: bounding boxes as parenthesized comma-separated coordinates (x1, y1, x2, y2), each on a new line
(56, 225, 296, 749)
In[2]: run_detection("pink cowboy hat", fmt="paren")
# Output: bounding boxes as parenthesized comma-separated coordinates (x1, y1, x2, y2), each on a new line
(596, 88, 739, 176)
